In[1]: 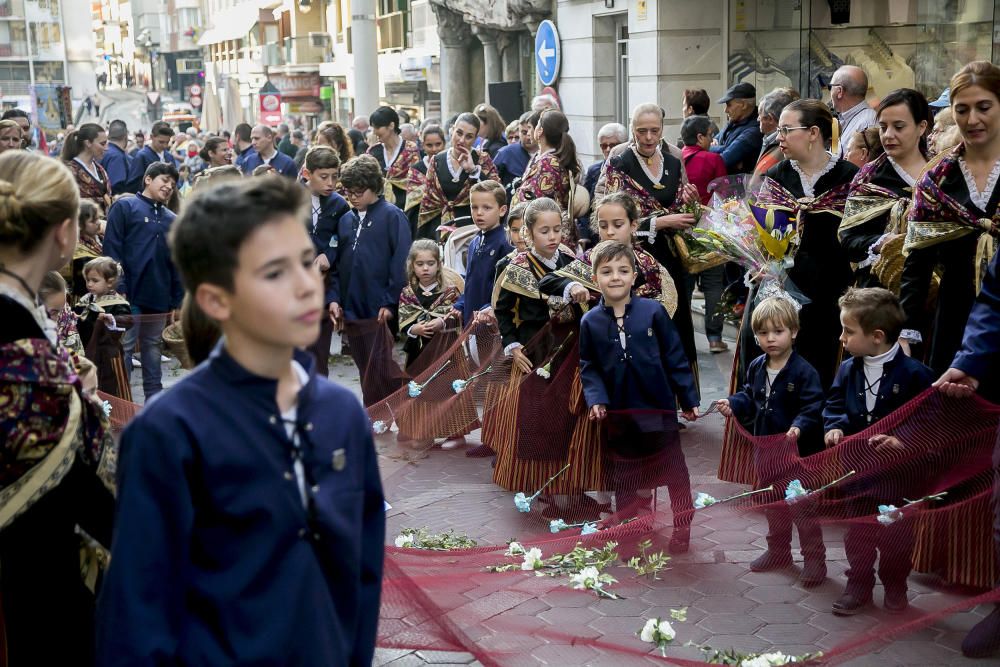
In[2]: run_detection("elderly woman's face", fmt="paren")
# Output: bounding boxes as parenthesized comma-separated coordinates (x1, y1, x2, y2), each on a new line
(632, 112, 663, 156)
(599, 133, 620, 159)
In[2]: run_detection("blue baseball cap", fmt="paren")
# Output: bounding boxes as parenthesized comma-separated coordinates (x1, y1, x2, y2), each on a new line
(929, 88, 950, 109)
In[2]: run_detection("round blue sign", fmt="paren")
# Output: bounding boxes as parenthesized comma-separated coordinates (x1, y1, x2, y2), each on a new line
(534, 20, 561, 87)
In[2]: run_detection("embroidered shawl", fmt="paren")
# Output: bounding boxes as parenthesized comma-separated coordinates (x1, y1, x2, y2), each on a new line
(576, 244, 679, 316)
(74, 235, 103, 263)
(602, 158, 683, 219)
(751, 175, 851, 262)
(398, 270, 463, 330)
(419, 151, 500, 226)
(841, 154, 912, 234)
(67, 158, 113, 212)
(0, 338, 115, 529)
(906, 143, 1000, 290)
(499, 250, 582, 322)
(370, 140, 421, 201)
(404, 161, 429, 212)
(512, 152, 571, 210)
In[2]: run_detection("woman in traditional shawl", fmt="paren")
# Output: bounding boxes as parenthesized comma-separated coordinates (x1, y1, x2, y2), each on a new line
(512, 109, 581, 214)
(719, 99, 857, 485)
(417, 112, 499, 240)
(61, 122, 113, 214)
(841, 89, 930, 291)
(367, 105, 421, 210)
(404, 125, 447, 238)
(900, 61, 1000, 376)
(0, 151, 115, 665)
(600, 102, 701, 396)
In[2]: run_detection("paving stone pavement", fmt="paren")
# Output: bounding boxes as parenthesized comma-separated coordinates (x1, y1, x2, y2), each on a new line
(136, 309, 992, 667)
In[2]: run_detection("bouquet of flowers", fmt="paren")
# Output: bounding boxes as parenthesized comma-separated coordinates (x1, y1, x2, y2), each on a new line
(690, 192, 808, 309)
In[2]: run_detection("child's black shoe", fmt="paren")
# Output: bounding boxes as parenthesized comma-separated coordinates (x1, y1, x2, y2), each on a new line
(798, 560, 827, 587)
(832, 592, 872, 616)
(748, 550, 794, 572)
(883, 587, 908, 614)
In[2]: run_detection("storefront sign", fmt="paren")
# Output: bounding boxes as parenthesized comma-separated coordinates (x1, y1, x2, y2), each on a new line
(268, 73, 321, 100)
(259, 90, 282, 125)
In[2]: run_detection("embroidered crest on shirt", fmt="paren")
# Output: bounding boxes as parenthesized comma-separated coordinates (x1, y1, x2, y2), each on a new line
(331, 448, 346, 471)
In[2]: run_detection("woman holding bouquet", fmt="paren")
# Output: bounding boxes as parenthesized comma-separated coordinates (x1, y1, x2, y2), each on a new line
(841, 89, 930, 291)
(900, 61, 1000, 377)
(601, 102, 701, 394)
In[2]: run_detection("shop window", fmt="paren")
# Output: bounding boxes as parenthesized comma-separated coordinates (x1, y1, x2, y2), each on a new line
(728, 0, 996, 103)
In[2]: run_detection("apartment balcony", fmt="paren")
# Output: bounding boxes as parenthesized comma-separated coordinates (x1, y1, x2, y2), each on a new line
(0, 40, 29, 57)
(282, 34, 329, 67)
(0, 0, 25, 19)
(376, 11, 408, 53)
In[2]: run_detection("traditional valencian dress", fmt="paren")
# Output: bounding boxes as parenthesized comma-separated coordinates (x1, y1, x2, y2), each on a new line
(491, 249, 604, 496)
(900, 143, 1000, 376)
(69, 234, 104, 301)
(720, 154, 856, 484)
(0, 284, 116, 665)
(398, 276, 463, 368)
(66, 157, 113, 213)
(417, 149, 499, 240)
(404, 154, 433, 238)
(840, 153, 921, 290)
(74, 291, 134, 401)
(368, 139, 421, 210)
(512, 149, 571, 211)
(601, 144, 699, 394)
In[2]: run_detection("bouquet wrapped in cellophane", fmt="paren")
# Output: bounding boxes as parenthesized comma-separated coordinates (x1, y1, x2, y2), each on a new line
(689, 189, 809, 309)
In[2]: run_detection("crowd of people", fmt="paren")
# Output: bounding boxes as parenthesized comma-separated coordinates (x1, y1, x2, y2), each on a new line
(1, 58, 999, 665)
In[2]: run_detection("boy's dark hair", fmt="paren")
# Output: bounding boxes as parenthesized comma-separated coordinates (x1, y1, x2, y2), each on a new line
(470, 179, 506, 207)
(304, 145, 341, 172)
(680, 115, 714, 147)
(683, 89, 711, 116)
(144, 161, 179, 184)
(339, 154, 384, 195)
(170, 176, 307, 292)
(1, 109, 29, 122)
(84, 256, 121, 283)
(839, 287, 905, 342)
(150, 120, 174, 138)
(590, 239, 636, 273)
(234, 123, 252, 142)
(180, 292, 221, 365)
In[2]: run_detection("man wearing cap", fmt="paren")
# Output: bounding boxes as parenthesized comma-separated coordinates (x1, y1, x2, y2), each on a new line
(830, 65, 876, 159)
(929, 87, 950, 113)
(711, 82, 764, 175)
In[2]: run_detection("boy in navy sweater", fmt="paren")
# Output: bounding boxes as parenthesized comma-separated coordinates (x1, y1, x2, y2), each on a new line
(580, 240, 699, 553)
(824, 287, 934, 616)
(301, 145, 353, 377)
(96, 176, 385, 666)
(103, 161, 183, 398)
(452, 179, 513, 326)
(717, 296, 827, 586)
(123, 120, 177, 193)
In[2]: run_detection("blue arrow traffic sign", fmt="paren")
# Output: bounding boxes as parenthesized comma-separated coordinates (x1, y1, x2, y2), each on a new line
(534, 20, 561, 87)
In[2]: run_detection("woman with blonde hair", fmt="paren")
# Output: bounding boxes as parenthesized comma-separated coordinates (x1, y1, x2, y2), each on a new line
(0, 118, 22, 155)
(0, 150, 115, 664)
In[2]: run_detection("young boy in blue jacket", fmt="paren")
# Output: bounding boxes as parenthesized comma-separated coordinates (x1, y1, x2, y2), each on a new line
(96, 176, 385, 666)
(451, 179, 513, 326)
(579, 240, 699, 553)
(823, 287, 934, 616)
(717, 296, 827, 587)
(301, 145, 353, 377)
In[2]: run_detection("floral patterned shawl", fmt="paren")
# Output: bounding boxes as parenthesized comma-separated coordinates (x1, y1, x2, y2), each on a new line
(512, 151, 571, 210)
(0, 338, 115, 529)
(419, 150, 500, 226)
(906, 143, 1000, 290)
(398, 272, 463, 330)
(370, 140, 421, 201)
(602, 158, 683, 219)
(66, 158, 113, 213)
(404, 159, 430, 212)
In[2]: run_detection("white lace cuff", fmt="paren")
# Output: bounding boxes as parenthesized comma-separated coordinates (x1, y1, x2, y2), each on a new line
(858, 233, 890, 269)
(900, 329, 922, 343)
(635, 217, 657, 242)
(562, 281, 583, 302)
(504, 342, 523, 356)
(469, 166, 482, 180)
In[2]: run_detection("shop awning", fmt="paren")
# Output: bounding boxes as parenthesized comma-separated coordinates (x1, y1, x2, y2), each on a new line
(198, 9, 258, 46)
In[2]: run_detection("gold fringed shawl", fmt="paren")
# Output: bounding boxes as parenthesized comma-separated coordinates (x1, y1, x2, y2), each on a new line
(905, 144, 1000, 293)
(397, 269, 464, 330)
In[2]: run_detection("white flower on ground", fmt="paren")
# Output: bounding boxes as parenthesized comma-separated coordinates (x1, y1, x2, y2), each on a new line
(394, 533, 415, 548)
(694, 492, 717, 509)
(740, 652, 796, 667)
(505, 541, 526, 557)
(656, 620, 676, 642)
(549, 518, 569, 533)
(569, 566, 601, 590)
(520, 547, 543, 570)
(639, 618, 659, 643)
(581, 522, 599, 535)
(372, 420, 388, 435)
(514, 492, 533, 512)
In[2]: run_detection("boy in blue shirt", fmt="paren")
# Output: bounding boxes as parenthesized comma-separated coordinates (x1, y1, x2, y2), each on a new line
(579, 240, 699, 553)
(452, 179, 513, 326)
(717, 296, 827, 587)
(301, 145, 353, 377)
(123, 120, 177, 193)
(823, 287, 934, 616)
(103, 161, 184, 398)
(95, 176, 385, 666)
